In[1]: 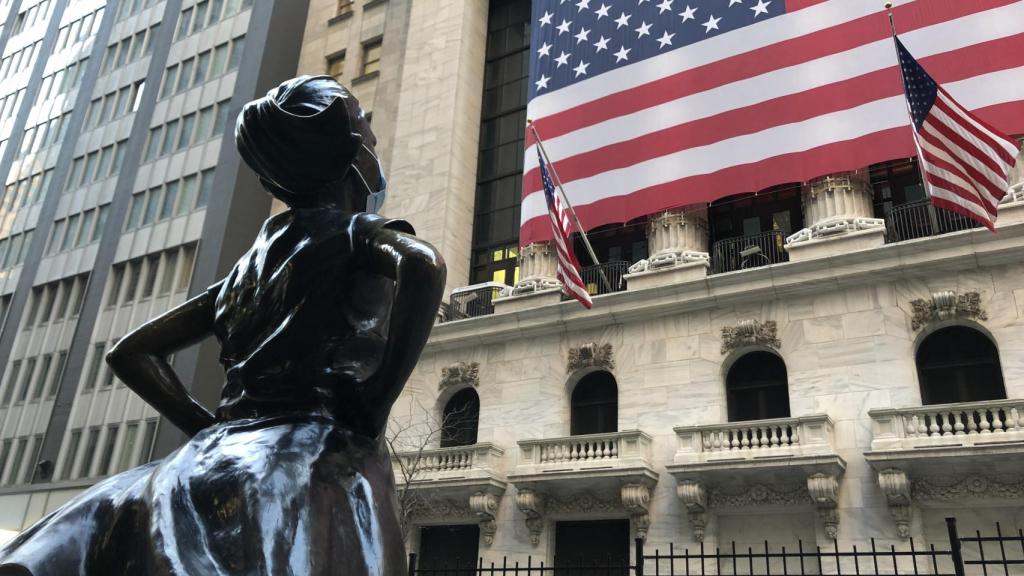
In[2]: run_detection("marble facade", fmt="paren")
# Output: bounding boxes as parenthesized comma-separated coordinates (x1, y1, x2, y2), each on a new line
(391, 219, 1024, 562)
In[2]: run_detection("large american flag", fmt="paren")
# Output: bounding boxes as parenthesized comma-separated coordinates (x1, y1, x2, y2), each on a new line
(521, 0, 1024, 244)
(895, 37, 1018, 231)
(539, 149, 593, 309)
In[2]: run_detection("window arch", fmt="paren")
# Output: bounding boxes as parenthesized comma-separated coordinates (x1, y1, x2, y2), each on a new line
(916, 326, 1005, 405)
(440, 388, 480, 448)
(570, 371, 618, 435)
(726, 351, 790, 422)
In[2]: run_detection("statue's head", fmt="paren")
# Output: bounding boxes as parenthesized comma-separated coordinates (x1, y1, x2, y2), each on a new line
(235, 75, 385, 211)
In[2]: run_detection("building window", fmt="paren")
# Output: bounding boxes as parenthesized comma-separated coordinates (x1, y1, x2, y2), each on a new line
(554, 520, 630, 569)
(916, 326, 1005, 405)
(360, 38, 382, 76)
(570, 371, 617, 435)
(326, 51, 345, 82)
(417, 525, 480, 571)
(440, 388, 480, 448)
(336, 0, 354, 17)
(470, 0, 531, 285)
(726, 351, 790, 422)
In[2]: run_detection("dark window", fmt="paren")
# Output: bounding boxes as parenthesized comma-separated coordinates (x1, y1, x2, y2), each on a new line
(870, 158, 927, 219)
(917, 327, 1005, 405)
(440, 388, 480, 448)
(726, 352, 790, 422)
(417, 525, 480, 572)
(554, 519, 630, 575)
(710, 185, 803, 244)
(470, 0, 531, 285)
(570, 372, 617, 435)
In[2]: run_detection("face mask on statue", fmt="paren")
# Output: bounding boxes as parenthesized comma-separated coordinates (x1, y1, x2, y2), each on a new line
(351, 143, 388, 214)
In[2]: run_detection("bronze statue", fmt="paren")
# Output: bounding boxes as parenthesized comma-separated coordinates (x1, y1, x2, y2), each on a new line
(0, 76, 445, 575)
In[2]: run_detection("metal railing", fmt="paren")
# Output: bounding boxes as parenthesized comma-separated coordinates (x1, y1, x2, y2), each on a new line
(579, 260, 630, 296)
(711, 230, 788, 274)
(885, 200, 981, 243)
(410, 518, 1020, 575)
(447, 282, 505, 321)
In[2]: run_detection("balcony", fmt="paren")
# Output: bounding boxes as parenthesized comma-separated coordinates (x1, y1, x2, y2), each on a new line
(884, 199, 981, 243)
(446, 282, 505, 321)
(507, 430, 658, 542)
(572, 260, 630, 297)
(710, 230, 789, 274)
(393, 442, 506, 494)
(865, 398, 1024, 474)
(393, 443, 507, 543)
(666, 415, 845, 540)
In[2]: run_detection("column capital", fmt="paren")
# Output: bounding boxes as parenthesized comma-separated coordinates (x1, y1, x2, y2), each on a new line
(786, 170, 885, 260)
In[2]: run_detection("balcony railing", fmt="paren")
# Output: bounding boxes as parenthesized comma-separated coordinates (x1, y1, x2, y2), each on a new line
(518, 430, 652, 469)
(868, 398, 1024, 452)
(885, 199, 981, 243)
(673, 415, 837, 465)
(711, 230, 789, 274)
(393, 443, 504, 482)
(564, 260, 629, 299)
(447, 282, 505, 321)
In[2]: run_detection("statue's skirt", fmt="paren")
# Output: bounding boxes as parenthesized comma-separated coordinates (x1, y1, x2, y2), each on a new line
(0, 415, 407, 576)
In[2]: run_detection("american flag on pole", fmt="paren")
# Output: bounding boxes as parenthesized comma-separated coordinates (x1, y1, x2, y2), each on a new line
(521, 0, 1024, 244)
(894, 37, 1019, 231)
(539, 149, 593, 309)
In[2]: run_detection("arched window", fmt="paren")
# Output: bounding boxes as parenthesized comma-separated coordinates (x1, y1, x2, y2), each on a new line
(570, 371, 617, 435)
(440, 388, 480, 448)
(917, 327, 1005, 405)
(726, 351, 790, 422)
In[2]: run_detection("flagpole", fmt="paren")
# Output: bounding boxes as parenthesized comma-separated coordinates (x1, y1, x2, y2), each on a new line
(528, 119, 613, 294)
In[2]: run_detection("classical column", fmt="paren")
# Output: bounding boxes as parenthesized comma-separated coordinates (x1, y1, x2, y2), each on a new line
(625, 207, 710, 289)
(493, 242, 562, 314)
(785, 170, 886, 260)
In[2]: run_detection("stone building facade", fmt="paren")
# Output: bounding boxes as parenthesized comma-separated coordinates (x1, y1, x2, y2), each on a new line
(297, 0, 1024, 566)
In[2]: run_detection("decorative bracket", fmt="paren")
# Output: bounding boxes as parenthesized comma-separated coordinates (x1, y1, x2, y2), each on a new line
(469, 491, 501, 546)
(878, 468, 912, 538)
(807, 473, 840, 540)
(567, 342, 614, 373)
(676, 480, 708, 542)
(515, 488, 545, 546)
(909, 291, 987, 331)
(721, 319, 781, 355)
(621, 483, 652, 541)
(439, 361, 480, 391)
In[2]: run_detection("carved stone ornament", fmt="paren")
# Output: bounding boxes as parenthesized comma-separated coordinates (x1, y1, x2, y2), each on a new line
(439, 361, 480, 391)
(912, 475, 1024, 501)
(708, 483, 810, 508)
(677, 480, 709, 542)
(470, 492, 501, 546)
(877, 469, 912, 539)
(546, 493, 622, 515)
(621, 484, 653, 541)
(720, 319, 781, 355)
(408, 498, 474, 520)
(516, 488, 545, 546)
(909, 290, 988, 331)
(807, 473, 840, 540)
(567, 342, 614, 374)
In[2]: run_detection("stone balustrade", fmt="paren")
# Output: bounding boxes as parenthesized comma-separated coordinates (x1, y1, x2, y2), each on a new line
(393, 442, 504, 482)
(868, 399, 1024, 451)
(673, 414, 837, 464)
(517, 430, 652, 469)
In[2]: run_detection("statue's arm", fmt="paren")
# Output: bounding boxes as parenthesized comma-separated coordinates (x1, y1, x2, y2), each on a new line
(106, 287, 219, 437)
(362, 228, 446, 435)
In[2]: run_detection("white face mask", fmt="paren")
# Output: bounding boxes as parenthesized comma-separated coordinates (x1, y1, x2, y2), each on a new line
(351, 143, 387, 214)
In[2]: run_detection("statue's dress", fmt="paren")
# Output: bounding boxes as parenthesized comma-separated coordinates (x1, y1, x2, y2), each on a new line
(0, 209, 411, 576)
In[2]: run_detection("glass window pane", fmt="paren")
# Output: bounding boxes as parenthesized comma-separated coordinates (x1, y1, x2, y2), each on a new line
(160, 181, 179, 219)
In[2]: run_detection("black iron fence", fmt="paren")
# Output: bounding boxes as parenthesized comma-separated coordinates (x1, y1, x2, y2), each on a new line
(447, 283, 505, 321)
(711, 230, 789, 274)
(885, 199, 982, 243)
(578, 260, 630, 297)
(410, 519, 1024, 576)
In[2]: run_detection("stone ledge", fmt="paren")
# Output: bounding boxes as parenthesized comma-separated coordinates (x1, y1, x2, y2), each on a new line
(997, 200, 1024, 226)
(785, 227, 886, 262)
(493, 288, 562, 314)
(624, 260, 708, 290)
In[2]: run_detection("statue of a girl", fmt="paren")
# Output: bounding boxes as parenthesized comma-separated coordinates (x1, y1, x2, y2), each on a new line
(0, 76, 445, 576)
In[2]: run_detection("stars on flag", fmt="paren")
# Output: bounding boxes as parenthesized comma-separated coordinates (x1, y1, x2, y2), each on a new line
(532, 0, 782, 97)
